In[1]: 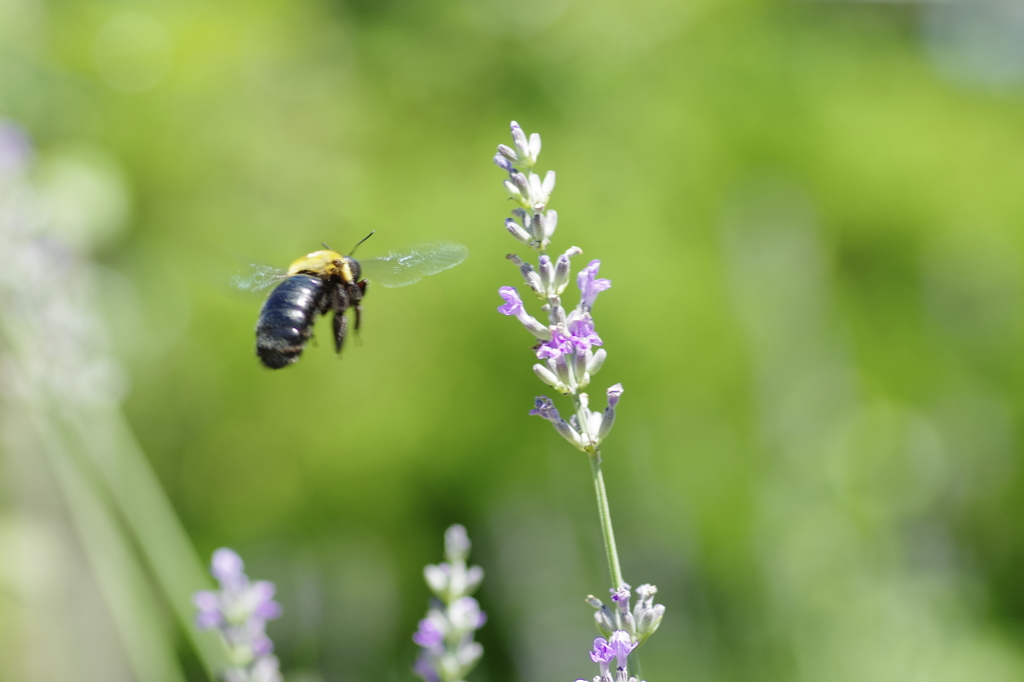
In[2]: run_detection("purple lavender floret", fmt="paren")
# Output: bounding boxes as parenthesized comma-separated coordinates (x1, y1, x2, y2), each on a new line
(607, 384, 623, 410)
(529, 396, 562, 422)
(610, 585, 631, 606)
(590, 637, 616, 679)
(577, 260, 612, 310)
(609, 630, 638, 669)
(413, 655, 441, 682)
(536, 330, 574, 360)
(497, 286, 525, 316)
(497, 286, 551, 340)
(567, 314, 603, 352)
(413, 615, 445, 650)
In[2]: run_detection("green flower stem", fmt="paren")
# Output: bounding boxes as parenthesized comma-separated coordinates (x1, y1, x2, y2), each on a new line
(590, 449, 645, 674)
(588, 452, 625, 589)
(571, 393, 625, 589)
(573, 395, 642, 673)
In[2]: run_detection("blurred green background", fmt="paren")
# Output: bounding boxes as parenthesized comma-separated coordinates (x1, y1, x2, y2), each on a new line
(3, 0, 1024, 680)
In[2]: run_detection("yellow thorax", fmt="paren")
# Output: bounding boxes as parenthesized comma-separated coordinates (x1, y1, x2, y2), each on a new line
(286, 250, 348, 279)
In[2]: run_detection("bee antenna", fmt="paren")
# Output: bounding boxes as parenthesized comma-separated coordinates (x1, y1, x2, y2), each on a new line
(322, 241, 333, 250)
(350, 230, 376, 256)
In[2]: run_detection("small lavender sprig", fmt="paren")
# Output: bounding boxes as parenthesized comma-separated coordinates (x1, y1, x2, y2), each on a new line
(491, 122, 665, 672)
(586, 584, 665, 646)
(193, 549, 283, 682)
(413, 525, 487, 682)
(576, 630, 645, 682)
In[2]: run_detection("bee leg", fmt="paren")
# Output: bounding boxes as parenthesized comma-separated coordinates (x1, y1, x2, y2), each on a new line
(353, 280, 367, 338)
(333, 310, 348, 354)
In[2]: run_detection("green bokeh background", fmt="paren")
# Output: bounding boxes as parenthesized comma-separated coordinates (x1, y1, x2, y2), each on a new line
(3, 0, 1024, 680)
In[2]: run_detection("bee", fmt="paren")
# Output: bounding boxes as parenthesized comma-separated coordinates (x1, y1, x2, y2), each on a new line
(233, 234, 468, 369)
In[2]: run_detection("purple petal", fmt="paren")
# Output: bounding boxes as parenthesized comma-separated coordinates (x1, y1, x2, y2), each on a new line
(251, 580, 276, 601)
(497, 286, 523, 316)
(609, 630, 637, 668)
(535, 331, 572, 360)
(578, 260, 612, 309)
(567, 315, 603, 352)
(413, 654, 440, 682)
(493, 152, 515, 173)
(195, 610, 223, 630)
(192, 590, 219, 611)
(589, 637, 615, 664)
(251, 633, 275, 657)
(255, 600, 283, 620)
(607, 383, 623, 410)
(528, 396, 560, 422)
(413, 618, 445, 649)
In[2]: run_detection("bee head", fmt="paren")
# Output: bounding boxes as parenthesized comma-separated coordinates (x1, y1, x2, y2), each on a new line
(344, 256, 362, 282)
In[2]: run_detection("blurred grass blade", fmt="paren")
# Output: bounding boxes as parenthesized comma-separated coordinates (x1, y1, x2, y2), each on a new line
(32, 410, 188, 682)
(64, 405, 226, 676)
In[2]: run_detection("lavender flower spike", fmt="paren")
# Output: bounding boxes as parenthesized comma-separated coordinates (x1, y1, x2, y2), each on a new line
(414, 525, 486, 682)
(491, 121, 665, 667)
(193, 548, 283, 682)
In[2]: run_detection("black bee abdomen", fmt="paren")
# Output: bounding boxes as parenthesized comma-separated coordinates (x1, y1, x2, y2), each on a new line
(256, 275, 326, 369)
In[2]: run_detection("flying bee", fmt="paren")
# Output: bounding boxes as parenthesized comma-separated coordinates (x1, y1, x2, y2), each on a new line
(233, 234, 468, 369)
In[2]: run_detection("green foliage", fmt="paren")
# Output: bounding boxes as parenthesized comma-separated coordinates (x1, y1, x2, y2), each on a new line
(3, 0, 1024, 680)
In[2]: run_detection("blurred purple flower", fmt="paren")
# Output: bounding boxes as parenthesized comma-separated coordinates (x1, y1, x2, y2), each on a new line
(192, 548, 282, 681)
(413, 654, 441, 682)
(413, 526, 486, 682)
(413, 616, 445, 650)
(0, 121, 32, 174)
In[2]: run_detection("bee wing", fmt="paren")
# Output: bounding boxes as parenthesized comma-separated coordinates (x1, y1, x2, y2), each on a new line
(360, 242, 469, 288)
(231, 264, 289, 291)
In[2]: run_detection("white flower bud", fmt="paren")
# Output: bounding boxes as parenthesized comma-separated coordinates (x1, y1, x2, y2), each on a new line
(534, 363, 563, 390)
(505, 218, 532, 245)
(538, 255, 554, 292)
(587, 348, 607, 376)
(424, 563, 449, 595)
